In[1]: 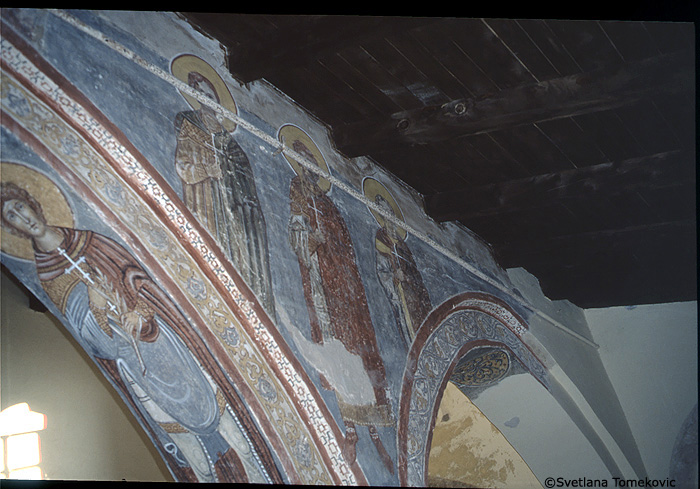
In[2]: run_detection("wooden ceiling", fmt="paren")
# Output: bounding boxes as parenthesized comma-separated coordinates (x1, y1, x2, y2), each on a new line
(180, 13, 696, 309)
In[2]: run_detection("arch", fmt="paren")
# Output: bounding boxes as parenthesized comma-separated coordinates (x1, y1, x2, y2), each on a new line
(397, 292, 549, 486)
(0, 32, 363, 484)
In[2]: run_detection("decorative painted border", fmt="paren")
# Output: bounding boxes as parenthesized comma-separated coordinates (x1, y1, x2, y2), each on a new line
(1, 26, 363, 485)
(398, 292, 550, 486)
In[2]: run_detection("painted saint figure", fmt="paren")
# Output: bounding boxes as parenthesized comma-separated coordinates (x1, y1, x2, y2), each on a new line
(285, 136, 395, 474)
(172, 59, 275, 317)
(1, 181, 278, 484)
(372, 193, 432, 348)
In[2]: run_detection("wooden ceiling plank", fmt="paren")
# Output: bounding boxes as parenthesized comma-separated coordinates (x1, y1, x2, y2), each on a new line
(489, 124, 580, 176)
(598, 21, 661, 62)
(452, 134, 530, 183)
(494, 220, 696, 265)
(465, 194, 694, 257)
(362, 37, 452, 107)
(226, 15, 389, 83)
(459, 202, 584, 245)
(182, 12, 269, 47)
(335, 45, 424, 112)
(317, 52, 404, 116)
(435, 138, 507, 186)
(333, 50, 693, 157)
(531, 122, 582, 171)
(477, 133, 533, 179)
(388, 29, 478, 100)
(570, 112, 637, 163)
(482, 19, 562, 82)
(588, 109, 650, 160)
(515, 19, 583, 76)
(407, 21, 498, 98)
(496, 223, 697, 308)
(451, 18, 539, 89)
(310, 54, 395, 119)
(192, 15, 438, 83)
(643, 21, 695, 54)
(542, 19, 625, 72)
(636, 184, 696, 223)
(646, 92, 696, 151)
(534, 117, 609, 169)
(613, 99, 687, 157)
(280, 65, 372, 124)
(424, 150, 694, 222)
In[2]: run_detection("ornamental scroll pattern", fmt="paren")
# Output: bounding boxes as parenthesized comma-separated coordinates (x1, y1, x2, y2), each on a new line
(452, 349, 511, 387)
(0, 38, 353, 485)
(404, 302, 549, 486)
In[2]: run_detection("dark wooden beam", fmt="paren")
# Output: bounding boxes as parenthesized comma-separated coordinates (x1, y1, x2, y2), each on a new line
(333, 51, 694, 157)
(495, 220, 697, 307)
(229, 16, 387, 83)
(183, 14, 438, 84)
(424, 150, 695, 222)
(494, 219, 696, 264)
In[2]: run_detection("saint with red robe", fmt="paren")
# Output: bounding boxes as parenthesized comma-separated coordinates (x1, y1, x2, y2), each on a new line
(286, 140, 395, 473)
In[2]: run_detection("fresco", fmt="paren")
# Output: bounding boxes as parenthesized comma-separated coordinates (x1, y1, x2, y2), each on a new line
(279, 125, 395, 474)
(1, 9, 666, 488)
(364, 176, 432, 348)
(171, 54, 275, 317)
(428, 382, 543, 488)
(397, 293, 550, 486)
(0, 23, 352, 484)
(0, 167, 281, 484)
(0, 9, 555, 485)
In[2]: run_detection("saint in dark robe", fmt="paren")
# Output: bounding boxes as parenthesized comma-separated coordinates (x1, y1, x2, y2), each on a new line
(1, 182, 281, 484)
(373, 194, 432, 348)
(174, 71, 275, 317)
(287, 140, 395, 474)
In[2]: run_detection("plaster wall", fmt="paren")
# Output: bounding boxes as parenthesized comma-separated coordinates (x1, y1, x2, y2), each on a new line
(473, 373, 612, 482)
(428, 382, 543, 488)
(1, 270, 172, 481)
(585, 302, 698, 481)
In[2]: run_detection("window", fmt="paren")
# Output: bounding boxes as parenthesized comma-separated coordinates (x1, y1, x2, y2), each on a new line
(0, 403, 47, 480)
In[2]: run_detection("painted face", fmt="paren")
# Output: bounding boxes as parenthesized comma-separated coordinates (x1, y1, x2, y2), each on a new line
(2, 199, 47, 238)
(192, 80, 217, 103)
(375, 196, 399, 238)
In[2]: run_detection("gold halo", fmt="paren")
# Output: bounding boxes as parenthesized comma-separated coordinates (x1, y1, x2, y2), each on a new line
(278, 124, 331, 193)
(1, 162, 74, 260)
(363, 177, 407, 240)
(171, 54, 238, 132)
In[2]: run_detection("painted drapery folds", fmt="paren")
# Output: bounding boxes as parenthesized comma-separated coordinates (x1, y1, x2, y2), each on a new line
(0, 24, 354, 484)
(282, 125, 395, 474)
(364, 177, 432, 348)
(171, 55, 276, 318)
(3, 9, 675, 488)
(0, 176, 280, 484)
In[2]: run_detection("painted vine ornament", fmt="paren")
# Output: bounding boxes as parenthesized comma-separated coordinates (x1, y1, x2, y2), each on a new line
(451, 348, 511, 388)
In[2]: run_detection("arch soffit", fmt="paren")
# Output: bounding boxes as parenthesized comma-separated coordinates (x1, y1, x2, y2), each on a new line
(398, 292, 550, 486)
